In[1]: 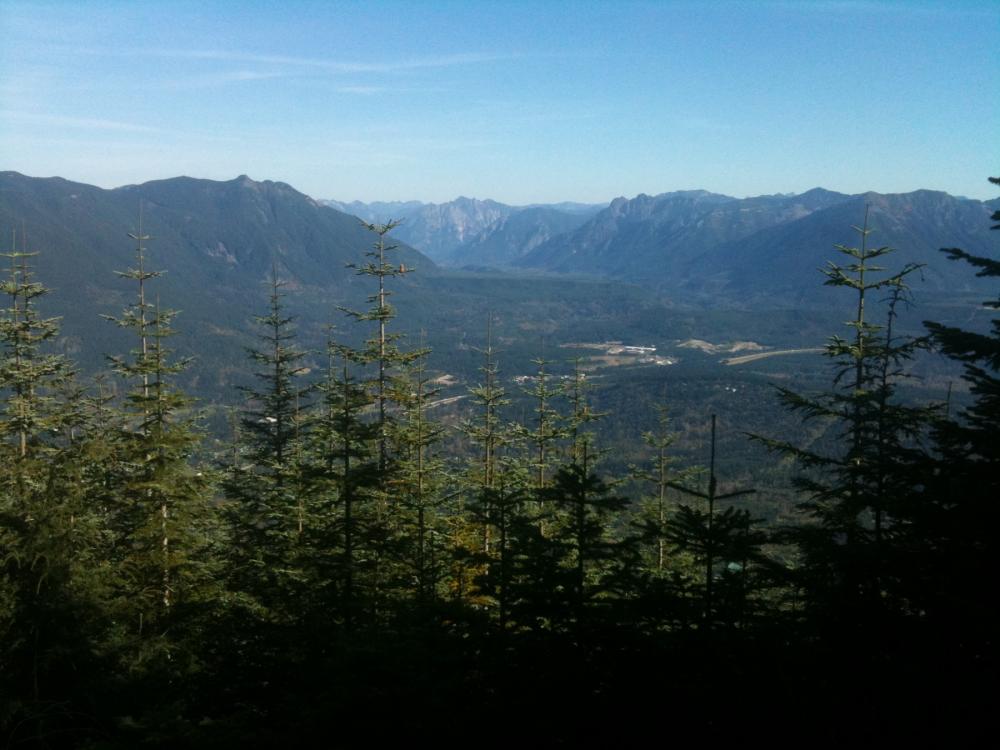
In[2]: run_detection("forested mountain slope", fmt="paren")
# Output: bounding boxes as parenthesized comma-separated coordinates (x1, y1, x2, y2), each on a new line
(1, 173, 694, 402)
(515, 187, 995, 305)
(0, 171, 434, 392)
(691, 189, 999, 305)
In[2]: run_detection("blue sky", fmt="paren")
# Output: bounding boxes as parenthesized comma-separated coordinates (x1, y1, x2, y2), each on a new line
(1, 0, 997, 203)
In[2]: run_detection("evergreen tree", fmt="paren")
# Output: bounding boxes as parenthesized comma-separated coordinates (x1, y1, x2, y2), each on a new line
(565, 358, 602, 469)
(521, 355, 565, 491)
(342, 220, 416, 474)
(340, 220, 424, 620)
(224, 269, 311, 619)
(463, 317, 507, 556)
(0, 232, 75, 458)
(474, 463, 529, 630)
(754, 210, 929, 628)
(390, 346, 448, 606)
(539, 463, 632, 626)
(515, 365, 634, 631)
(667, 415, 760, 628)
(461, 320, 529, 626)
(628, 405, 703, 629)
(909, 176, 1000, 647)
(0, 231, 100, 740)
(306, 331, 378, 629)
(630, 406, 681, 577)
(102, 217, 217, 661)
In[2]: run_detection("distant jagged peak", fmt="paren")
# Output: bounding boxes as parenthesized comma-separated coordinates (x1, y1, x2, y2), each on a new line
(650, 188, 735, 202)
(601, 189, 735, 222)
(440, 196, 510, 211)
(606, 190, 734, 213)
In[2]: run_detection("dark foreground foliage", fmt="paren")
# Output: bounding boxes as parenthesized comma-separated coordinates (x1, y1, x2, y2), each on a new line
(2, 182, 997, 747)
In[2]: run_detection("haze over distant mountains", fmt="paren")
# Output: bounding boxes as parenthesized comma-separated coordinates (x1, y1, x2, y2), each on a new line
(326, 187, 997, 304)
(320, 197, 602, 264)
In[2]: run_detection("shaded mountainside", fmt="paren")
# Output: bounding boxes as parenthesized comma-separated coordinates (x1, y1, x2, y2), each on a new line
(0, 171, 435, 393)
(0, 173, 692, 401)
(0, 171, 434, 290)
(517, 189, 739, 275)
(692, 190, 998, 306)
(515, 187, 995, 305)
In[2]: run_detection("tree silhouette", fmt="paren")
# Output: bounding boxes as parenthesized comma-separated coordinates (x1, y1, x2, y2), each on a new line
(911, 176, 1000, 647)
(752, 210, 932, 635)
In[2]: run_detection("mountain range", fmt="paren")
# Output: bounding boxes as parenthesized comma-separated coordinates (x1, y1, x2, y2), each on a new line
(0, 172, 674, 398)
(1, 170, 995, 400)
(326, 188, 997, 306)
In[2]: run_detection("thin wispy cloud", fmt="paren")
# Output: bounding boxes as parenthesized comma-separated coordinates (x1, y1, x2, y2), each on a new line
(168, 49, 510, 73)
(59, 46, 513, 74)
(1, 110, 243, 145)
(1, 110, 163, 134)
(172, 70, 287, 89)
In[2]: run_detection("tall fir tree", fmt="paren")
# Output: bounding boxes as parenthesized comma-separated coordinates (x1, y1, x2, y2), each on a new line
(627, 405, 704, 629)
(0, 231, 75, 458)
(667, 416, 762, 629)
(390, 344, 448, 607)
(520, 364, 634, 631)
(224, 268, 311, 620)
(0, 230, 100, 739)
(518, 355, 565, 492)
(630, 405, 681, 578)
(305, 331, 378, 629)
(464, 316, 507, 556)
(461, 317, 525, 624)
(341, 220, 424, 620)
(909, 176, 1000, 649)
(102, 215, 217, 662)
(342, 220, 416, 474)
(753, 209, 930, 630)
